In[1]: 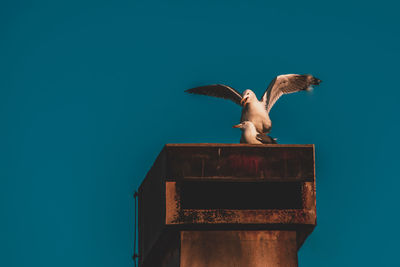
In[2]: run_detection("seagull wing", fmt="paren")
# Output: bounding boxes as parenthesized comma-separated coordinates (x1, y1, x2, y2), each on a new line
(256, 134, 277, 144)
(261, 74, 322, 113)
(185, 84, 243, 106)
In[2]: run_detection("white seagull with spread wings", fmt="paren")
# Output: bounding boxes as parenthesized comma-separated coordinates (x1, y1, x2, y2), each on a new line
(185, 74, 321, 133)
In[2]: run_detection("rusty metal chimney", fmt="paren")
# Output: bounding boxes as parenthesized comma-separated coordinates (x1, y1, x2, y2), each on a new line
(137, 144, 316, 267)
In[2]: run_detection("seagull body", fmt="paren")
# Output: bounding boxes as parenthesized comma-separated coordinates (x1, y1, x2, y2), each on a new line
(233, 121, 277, 144)
(240, 91, 271, 133)
(186, 74, 321, 133)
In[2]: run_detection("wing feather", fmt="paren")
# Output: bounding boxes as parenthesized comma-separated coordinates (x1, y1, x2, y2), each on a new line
(256, 134, 277, 144)
(185, 84, 243, 106)
(262, 74, 322, 113)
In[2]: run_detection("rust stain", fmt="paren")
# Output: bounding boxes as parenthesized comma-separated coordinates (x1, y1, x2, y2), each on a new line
(170, 208, 314, 225)
(173, 209, 237, 224)
(228, 154, 264, 176)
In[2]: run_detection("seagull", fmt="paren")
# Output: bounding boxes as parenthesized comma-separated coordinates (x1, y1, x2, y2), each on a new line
(233, 121, 277, 144)
(186, 74, 321, 133)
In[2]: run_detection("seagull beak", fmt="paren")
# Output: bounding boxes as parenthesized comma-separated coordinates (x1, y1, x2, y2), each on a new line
(232, 123, 242, 129)
(240, 97, 248, 106)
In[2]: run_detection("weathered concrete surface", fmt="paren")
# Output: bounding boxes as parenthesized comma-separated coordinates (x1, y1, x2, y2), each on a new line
(180, 231, 298, 267)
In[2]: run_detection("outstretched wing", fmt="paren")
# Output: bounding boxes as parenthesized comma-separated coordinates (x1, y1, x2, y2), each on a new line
(261, 74, 322, 113)
(185, 84, 243, 106)
(256, 134, 277, 144)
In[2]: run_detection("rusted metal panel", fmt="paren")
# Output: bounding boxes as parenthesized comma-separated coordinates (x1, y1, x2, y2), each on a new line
(180, 231, 298, 267)
(165, 144, 314, 181)
(170, 208, 315, 225)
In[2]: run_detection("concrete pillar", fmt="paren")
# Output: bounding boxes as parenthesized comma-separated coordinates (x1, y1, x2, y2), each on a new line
(180, 231, 298, 267)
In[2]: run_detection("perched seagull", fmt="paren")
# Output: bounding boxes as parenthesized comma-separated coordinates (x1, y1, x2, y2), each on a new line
(186, 74, 321, 133)
(233, 121, 277, 144)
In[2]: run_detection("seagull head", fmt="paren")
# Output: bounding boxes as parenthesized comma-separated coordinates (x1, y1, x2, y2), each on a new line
(232, 121, 256, 131)
(240, 89, 256, 107)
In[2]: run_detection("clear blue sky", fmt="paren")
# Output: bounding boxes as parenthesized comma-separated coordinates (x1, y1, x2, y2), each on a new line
(1, 1, 399, 266)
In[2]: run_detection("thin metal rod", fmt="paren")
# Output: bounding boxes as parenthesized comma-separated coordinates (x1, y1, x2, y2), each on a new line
(133, 191, 139, 267)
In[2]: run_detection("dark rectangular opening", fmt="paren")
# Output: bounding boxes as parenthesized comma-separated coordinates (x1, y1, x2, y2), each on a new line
(180, 181, 303, 210)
